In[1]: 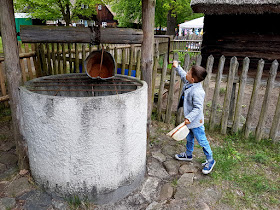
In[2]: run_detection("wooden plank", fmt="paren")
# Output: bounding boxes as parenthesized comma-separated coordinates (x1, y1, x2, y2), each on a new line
(152, 42, 159, 103)
(210, 55, 225, 131)
(232, 57, 249, 133)
(24, 44, 34, 80)
(46, 43, 52, 75)
(270, 89, 280, 142)
(34, 43, 42, 77)
(39, 43, 48, 76)
(203, 55, 214, 117)
(20, 26, 143, 44)
(57, 43, 61, 74)
(114, 47, 118, 75)
(196, 54, 202, 66)
(165, 53, 178, 123)
(51, 43, 56, 75)
(62, 43, 67, 74)
(157, 53, 168, 121)
(128, 45, 135, 76)
(244, 59, 264, 138)
(121, 48, 126, 75)
(255, 60, 278, 141)
(221, 57, 239, 135)
(176, 53, 190, 125)
(0, 62, 7, 97)
(68, 43, 72, 74)
(0, 95, 9, 102)
(18, 44, 27, 82)
(136, 50, 141, 79)
(75, 43, 79, 73)
(82, 44, 86, 73)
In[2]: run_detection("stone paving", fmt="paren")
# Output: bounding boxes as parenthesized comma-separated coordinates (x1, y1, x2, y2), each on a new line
(0, 121, 230, 210)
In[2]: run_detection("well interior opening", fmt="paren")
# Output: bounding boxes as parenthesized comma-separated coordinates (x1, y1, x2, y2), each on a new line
(25, 73, 143, 97)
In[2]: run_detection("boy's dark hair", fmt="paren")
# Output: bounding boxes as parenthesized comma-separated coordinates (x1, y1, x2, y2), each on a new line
(191, 65, 207, 82)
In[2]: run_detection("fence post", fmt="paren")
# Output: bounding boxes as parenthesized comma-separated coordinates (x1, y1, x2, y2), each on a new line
(152, 41, 159, 103)
(157, 53, 168, 121)
(128, 45, 135, 76)
(0, 62, 8, 106)
(39, 43, 48, 76)
(221, 57, 239, 135)
(136, 50, 141, 79)
(24, 43, 34, 79)
(46, 43, 52, 75)
(255, 60, 278, 141)
(51, 43, 57, 74)
(34, 43, 42, 77)
(270, 90, 280, 142)
(57, 43, 61, 74)
(232, 57, 249, 133)
(121, 48, 126, 75)
(18, 43, 27, 82)
(210, 55, 225, 131)
(82, 44, 86, 73)
(243, 59, 264, 138)
(175, 53, 190, 125)
(203, 55, 214, 116)
(75, 43, 79, 73)
(196, 54, 202, 66)
(62, 43, 67, 73)
(165, 53, 178, 123)
(68, 43, 72, 74)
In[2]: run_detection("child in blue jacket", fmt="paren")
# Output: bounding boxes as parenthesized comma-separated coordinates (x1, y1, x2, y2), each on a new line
(173, 61, 215, 175)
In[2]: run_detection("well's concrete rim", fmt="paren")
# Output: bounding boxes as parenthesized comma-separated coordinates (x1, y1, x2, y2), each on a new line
(20, 73, 147, 99)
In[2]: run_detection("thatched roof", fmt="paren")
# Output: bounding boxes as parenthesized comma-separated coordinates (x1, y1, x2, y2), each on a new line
(191, 0, 280, 15)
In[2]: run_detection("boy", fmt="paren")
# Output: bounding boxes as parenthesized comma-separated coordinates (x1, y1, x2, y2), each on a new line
(173, 61, 215, 175)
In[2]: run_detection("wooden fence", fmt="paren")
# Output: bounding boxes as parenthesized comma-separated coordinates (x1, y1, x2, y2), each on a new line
(0, 41, 279, 142)
(157, 53, 280, 142)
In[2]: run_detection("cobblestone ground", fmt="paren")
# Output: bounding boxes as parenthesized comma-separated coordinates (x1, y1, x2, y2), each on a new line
(0, 120, 231, 210)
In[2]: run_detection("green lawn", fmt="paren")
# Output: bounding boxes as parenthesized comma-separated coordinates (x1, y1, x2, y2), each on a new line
(202, 129, 280, 209)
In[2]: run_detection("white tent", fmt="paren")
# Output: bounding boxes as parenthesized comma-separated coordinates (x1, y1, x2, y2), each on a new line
(179, 17, 204, 36)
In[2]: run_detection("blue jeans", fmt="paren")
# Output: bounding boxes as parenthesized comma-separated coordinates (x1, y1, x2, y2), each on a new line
(186, 125, 213, 161)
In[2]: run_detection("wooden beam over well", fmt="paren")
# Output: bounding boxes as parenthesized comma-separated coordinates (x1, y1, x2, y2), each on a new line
(20, 25, 143, 44)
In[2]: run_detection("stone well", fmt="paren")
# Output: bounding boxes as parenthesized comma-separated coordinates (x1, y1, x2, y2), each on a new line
(19, 73, 147, 204)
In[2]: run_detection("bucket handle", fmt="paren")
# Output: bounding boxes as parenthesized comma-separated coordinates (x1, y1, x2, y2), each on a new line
(98, 45, 104, 77)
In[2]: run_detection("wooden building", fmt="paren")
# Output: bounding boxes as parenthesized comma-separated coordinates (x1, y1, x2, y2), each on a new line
(191, 0, 280, 74)
(96, 4, 118, 27)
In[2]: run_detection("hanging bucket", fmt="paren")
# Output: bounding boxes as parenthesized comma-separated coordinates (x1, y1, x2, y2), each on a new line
(84, 50, 116, 79)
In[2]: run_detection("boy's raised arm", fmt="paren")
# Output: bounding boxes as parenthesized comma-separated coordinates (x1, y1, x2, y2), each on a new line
(172, 61, 187, 83)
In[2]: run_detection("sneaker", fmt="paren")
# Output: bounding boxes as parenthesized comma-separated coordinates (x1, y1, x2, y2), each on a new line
(175, 152, 193, 161)
(201, 160, 208, 166)
(202, 159, 216, 175)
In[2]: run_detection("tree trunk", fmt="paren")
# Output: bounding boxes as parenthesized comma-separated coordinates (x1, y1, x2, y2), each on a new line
(141, 0, 155, 137)
(166, 9, 176, 35)
(65, 3, 71, 26)
(0, 0, 29, 169)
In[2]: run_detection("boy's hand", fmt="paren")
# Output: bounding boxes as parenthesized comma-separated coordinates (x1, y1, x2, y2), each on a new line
(184, 118, 190, 125)
(173, 60, 178, 68)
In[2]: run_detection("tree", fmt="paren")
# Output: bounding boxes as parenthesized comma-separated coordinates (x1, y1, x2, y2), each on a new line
(110, 0, 202, 35)
(14, 0, 102, 26)
(111, 0, 142, 28)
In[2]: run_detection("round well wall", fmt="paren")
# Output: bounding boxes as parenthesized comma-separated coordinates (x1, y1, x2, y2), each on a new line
(19, 74, 147, 204)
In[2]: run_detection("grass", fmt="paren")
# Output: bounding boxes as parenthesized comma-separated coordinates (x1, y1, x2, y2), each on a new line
(0, 107, 12, 122)
(202, 131, 280, 209)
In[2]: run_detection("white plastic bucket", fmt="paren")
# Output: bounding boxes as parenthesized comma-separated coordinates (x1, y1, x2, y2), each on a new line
(167, 122, 189, 141)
